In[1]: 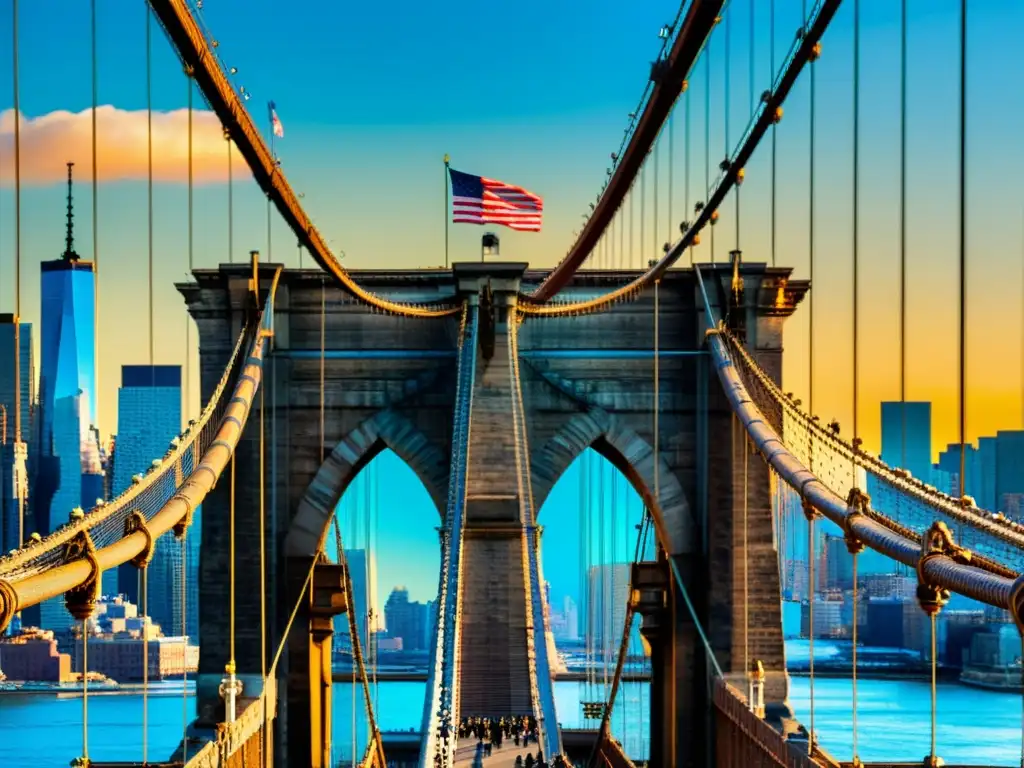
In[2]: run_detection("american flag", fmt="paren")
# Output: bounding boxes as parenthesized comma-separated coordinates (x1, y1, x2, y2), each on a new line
(449, 168, 543, 232)
(269, 101, 284, 138)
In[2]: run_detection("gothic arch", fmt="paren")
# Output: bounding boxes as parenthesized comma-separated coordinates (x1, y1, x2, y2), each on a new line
(286, 409, 448, 557)
(531, 408, 695, 556)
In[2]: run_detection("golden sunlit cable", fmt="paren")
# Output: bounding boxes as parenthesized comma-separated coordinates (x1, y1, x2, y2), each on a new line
(143, 5, 153, 760)
(91, 0, 100, 435)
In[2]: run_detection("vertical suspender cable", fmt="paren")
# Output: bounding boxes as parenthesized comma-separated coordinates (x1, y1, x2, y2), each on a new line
(653, 138, 660, 265)
(260, 375, 268, 762)
(957, 0, 967, 504)
(852, 0, 860, 445)
(630, 181, 636, 270)
(807, 513, 815, 756)
(228, 136, 234, 263)
(230, 453, 236, 686)
(183, 67, 194, 763)
(685, 86, 693, 265)
(640, 168, 647, 271)
(668, 112, 674, 247)
(320, 278, 326, 465)
(614, 192, 622, 270)
(808, 2, 816, 417)
(770, 0, 777, 267)
(143, 6, 153, 760)
(851, 3, 862, 757)
(91, 0, 100, 438)
(83, 0, 98, 756)
(11, 0, 22, 557)
(742, 427, 749, 698)
(899, 0, 908, 470)
(705, 41, 713, 263)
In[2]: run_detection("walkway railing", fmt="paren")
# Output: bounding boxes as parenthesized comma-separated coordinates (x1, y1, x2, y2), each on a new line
(419, 303, 477, 768)
(184, 678, 277, 768)
(0, 265, 282, 631)
(712, 678, 824, 768)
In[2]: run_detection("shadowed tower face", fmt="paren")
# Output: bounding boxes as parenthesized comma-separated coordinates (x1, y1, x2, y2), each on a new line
(183, 261, 803, 765)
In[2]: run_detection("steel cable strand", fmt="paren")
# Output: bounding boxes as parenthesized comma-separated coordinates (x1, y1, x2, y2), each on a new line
(726, 331, 1023, 574)
(147, 0, 458, 319)
(0, 315, 251, 581)
(531, 0, 727, 300)
(518, 0, 842, 318)
(694, 267, 1020, 615)
(717, 328, 1024, 559)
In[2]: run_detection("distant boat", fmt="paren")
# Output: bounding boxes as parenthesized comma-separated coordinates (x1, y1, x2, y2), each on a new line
(0, 677, 120, 695)
(960, 664, 1023, 692)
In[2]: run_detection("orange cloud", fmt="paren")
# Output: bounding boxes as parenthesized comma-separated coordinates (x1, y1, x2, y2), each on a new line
(0, 106, 250, 186)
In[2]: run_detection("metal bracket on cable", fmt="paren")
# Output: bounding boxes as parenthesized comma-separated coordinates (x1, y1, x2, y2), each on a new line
(63, 527, 101, 622)
(843, 488, 868, 556)
(124, 509, 155, 570)
(916, 521, 970, 617)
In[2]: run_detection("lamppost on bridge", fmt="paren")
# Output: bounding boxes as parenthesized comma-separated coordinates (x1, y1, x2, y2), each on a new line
(481, 232, 499, 262)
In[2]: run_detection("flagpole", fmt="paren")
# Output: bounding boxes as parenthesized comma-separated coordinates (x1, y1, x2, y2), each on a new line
(444, 154, 450, 269)
(267, 101, 274, 265)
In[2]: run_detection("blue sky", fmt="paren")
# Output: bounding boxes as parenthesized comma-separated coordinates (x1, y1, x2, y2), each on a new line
(1, 2, 1024, 604)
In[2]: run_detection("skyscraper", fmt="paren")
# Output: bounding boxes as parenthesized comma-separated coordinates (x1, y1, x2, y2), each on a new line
(37, 164, 102, 633)
(338, 549, 378, 651)
(112, 365, 182, 636)
(586, 564, 641, 655)
(384, 586, 429, 652)
(0, 315, 33, 556)
(995, 431, 1024, 514)
(880, 402, 932, 481)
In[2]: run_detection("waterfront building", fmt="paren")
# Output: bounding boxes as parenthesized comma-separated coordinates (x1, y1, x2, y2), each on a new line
(36, 165, 103, 633)
(68, 635, 198, 683)
(0, 628, 72, 681)
(111, 366, 183, 636)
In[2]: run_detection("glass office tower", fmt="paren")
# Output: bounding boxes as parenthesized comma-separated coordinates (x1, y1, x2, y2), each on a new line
(113, 365, 183, 636)
(37, 164, 102, 632)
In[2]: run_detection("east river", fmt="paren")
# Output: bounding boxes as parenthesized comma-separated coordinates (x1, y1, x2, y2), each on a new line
(1, 676, 1021, 767)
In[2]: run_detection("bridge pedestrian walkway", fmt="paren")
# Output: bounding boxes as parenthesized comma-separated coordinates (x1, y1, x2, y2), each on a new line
(452, 739, 544, 768)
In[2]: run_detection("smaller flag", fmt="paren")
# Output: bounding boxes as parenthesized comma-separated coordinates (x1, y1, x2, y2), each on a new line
(449, 168, 543, 232)
(269, 101, 284, 138)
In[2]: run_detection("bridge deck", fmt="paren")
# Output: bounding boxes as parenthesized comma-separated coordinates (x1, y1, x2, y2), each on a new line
(453, 740, 543, 768)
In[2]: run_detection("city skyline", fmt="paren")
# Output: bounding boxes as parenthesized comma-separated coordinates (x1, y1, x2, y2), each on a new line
(0, 0, 1021, 454)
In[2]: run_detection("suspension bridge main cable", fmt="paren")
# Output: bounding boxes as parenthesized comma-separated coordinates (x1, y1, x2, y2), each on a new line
(518, 0, 843, 319)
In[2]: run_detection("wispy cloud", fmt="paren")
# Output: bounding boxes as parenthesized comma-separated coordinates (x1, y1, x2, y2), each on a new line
(0, 106, 250, 187)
